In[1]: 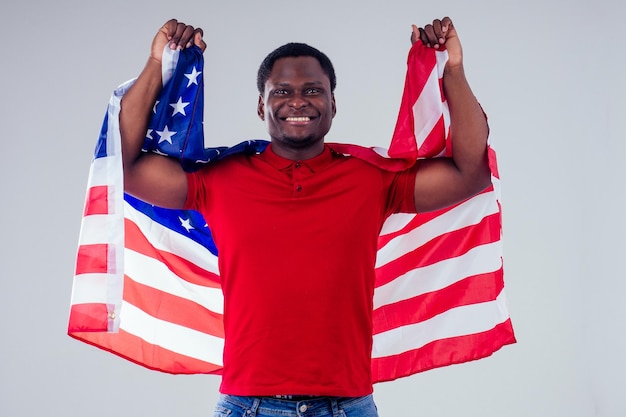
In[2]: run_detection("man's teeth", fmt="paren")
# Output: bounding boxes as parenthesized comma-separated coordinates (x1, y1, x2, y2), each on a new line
(285, 117, 310, 122)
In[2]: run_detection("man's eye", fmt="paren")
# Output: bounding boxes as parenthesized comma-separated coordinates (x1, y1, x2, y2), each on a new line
(305, 88, 320, 94)
(274, 89, 288, 95)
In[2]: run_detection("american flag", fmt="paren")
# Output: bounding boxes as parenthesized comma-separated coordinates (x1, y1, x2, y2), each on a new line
(68, 42, 515, 382)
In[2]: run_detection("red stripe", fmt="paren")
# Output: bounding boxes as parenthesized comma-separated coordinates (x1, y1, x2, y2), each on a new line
(84, 185, 110, 216)
(488, 146, 500, 179)
(376, 212, 501, 287)
(371, 319, 516, 383)
(373, 268, 504, 334)
(68, 303, 109, 332)
(123, 274, 225, 338)
(75, 244, 109, 275)
(124, 218, 221, 288)
(68, 329, 223, 375)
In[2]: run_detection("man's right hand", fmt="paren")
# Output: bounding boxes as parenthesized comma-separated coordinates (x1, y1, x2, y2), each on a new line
(151, 19, 207, 64)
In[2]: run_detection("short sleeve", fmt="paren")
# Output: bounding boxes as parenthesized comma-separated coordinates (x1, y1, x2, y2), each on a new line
(184, 170, 204, 211)
(386, 163, 419, 214)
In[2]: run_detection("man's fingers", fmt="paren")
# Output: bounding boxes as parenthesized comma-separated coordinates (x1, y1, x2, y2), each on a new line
(420, 24, 437, 47)
(161, 19, 179, 39)
(441, 17, 453, 33)
(432, 20, 445, 45)
(166, 21, 203, 50)
(169, 23, 188, 49)
(415, 17, 455, 48)
(193, 29, 207, 51)
(410, 24, 420, 44)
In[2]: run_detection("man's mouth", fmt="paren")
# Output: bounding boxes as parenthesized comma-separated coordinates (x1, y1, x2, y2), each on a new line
(284, 116, 312, 122)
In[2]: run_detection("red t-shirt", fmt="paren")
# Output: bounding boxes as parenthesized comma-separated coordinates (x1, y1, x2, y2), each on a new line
(184, 144, 417, 396)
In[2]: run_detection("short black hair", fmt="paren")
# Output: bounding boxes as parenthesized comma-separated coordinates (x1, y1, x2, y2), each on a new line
(257, 42, 336, 94)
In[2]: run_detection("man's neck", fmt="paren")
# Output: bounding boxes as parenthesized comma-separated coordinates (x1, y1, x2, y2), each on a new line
(270, 141, 325, 161)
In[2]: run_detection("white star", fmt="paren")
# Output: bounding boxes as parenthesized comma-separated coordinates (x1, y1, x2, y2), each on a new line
(184, 67, 202, 87)
(153, 100, 160, 114)
(146, 129, 153, 139)
(170, 97, 190, 116)
(156, 125, 177, 144)
(179, 217, 194, 232)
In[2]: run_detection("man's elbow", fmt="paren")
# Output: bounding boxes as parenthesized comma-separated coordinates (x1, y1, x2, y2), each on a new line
(468, 163, 492, 195)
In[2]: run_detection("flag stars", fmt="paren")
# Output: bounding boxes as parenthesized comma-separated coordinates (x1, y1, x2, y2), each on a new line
(170, 96, 190, 116)
(156, 126, 176, 144)
(179, 217, 194, 233)
(146, 129, 153, 139)
(184, 67, 202, 87)
(153, 100, 160, 114)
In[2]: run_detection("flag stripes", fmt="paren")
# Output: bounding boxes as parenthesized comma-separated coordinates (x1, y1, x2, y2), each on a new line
(124, 220, 221, 288)
(376, 189, 500, 269)
(123, 273, 224, 337)
(373, 269, 505, 335)
(373, 289, 510, 358)
(371, 319, 514, 382)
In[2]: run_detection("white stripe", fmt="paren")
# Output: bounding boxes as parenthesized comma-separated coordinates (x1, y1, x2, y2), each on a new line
(376, 191, 499, 268)
(125, 248, 223, 314)
(372, 146, 391, 158)
(380, 213, 416, 236)
(87, 155, 121, 189)
(374, 241, 502, 308)
(119, 301, 224, 366)
(161, 46, 180, 86)
(70, 273, 111, 304)
(372, 289, 509, 358)
(77, 214, 117, 245)
(435, 49, 448, 78)
(412, 65, 444, 150)
(124, 201, 220, 276)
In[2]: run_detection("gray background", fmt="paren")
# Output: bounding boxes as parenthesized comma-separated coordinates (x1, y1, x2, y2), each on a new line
(1, 0, 625, 416)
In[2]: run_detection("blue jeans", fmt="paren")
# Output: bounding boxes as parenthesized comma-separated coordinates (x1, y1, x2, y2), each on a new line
(213, 394, 379, 417)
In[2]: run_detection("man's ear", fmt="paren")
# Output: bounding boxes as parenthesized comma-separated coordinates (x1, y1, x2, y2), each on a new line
(331, 94, 337, 118)
(257, 95, 265, 121)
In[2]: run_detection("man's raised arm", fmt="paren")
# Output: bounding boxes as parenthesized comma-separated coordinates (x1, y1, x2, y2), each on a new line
(120, 19, 206, 208)
(410, 17, 491, 213)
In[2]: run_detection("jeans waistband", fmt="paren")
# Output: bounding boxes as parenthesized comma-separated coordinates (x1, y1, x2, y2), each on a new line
(217, 393, 376, 416)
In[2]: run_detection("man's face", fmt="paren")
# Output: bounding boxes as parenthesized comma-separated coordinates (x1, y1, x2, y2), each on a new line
(258, 56, 336, 157)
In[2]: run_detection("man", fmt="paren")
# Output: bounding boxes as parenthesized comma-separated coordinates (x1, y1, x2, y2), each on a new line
(120, 17, 490, 417)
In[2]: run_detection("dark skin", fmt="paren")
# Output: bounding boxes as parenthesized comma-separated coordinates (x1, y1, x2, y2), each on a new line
(257, 56, 336, 161)
(120, 17, 490, 212)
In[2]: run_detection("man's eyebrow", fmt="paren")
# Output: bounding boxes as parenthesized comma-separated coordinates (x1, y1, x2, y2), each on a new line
(273, 81, 325, 87)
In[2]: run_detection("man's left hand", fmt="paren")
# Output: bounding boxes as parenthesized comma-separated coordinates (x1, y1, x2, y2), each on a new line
(411, 17, 463, 69)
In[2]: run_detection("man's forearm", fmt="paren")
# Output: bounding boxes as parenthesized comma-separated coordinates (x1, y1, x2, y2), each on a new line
(119, 58, 163, 170)
(443, 65, 490, 180)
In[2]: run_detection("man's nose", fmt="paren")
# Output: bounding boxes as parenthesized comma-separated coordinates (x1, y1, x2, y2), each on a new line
(288, 94, 308, 109)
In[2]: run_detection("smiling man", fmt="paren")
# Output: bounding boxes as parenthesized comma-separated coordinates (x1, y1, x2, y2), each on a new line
(119, 17, 490, 417)
(257, 50, 336, 160)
